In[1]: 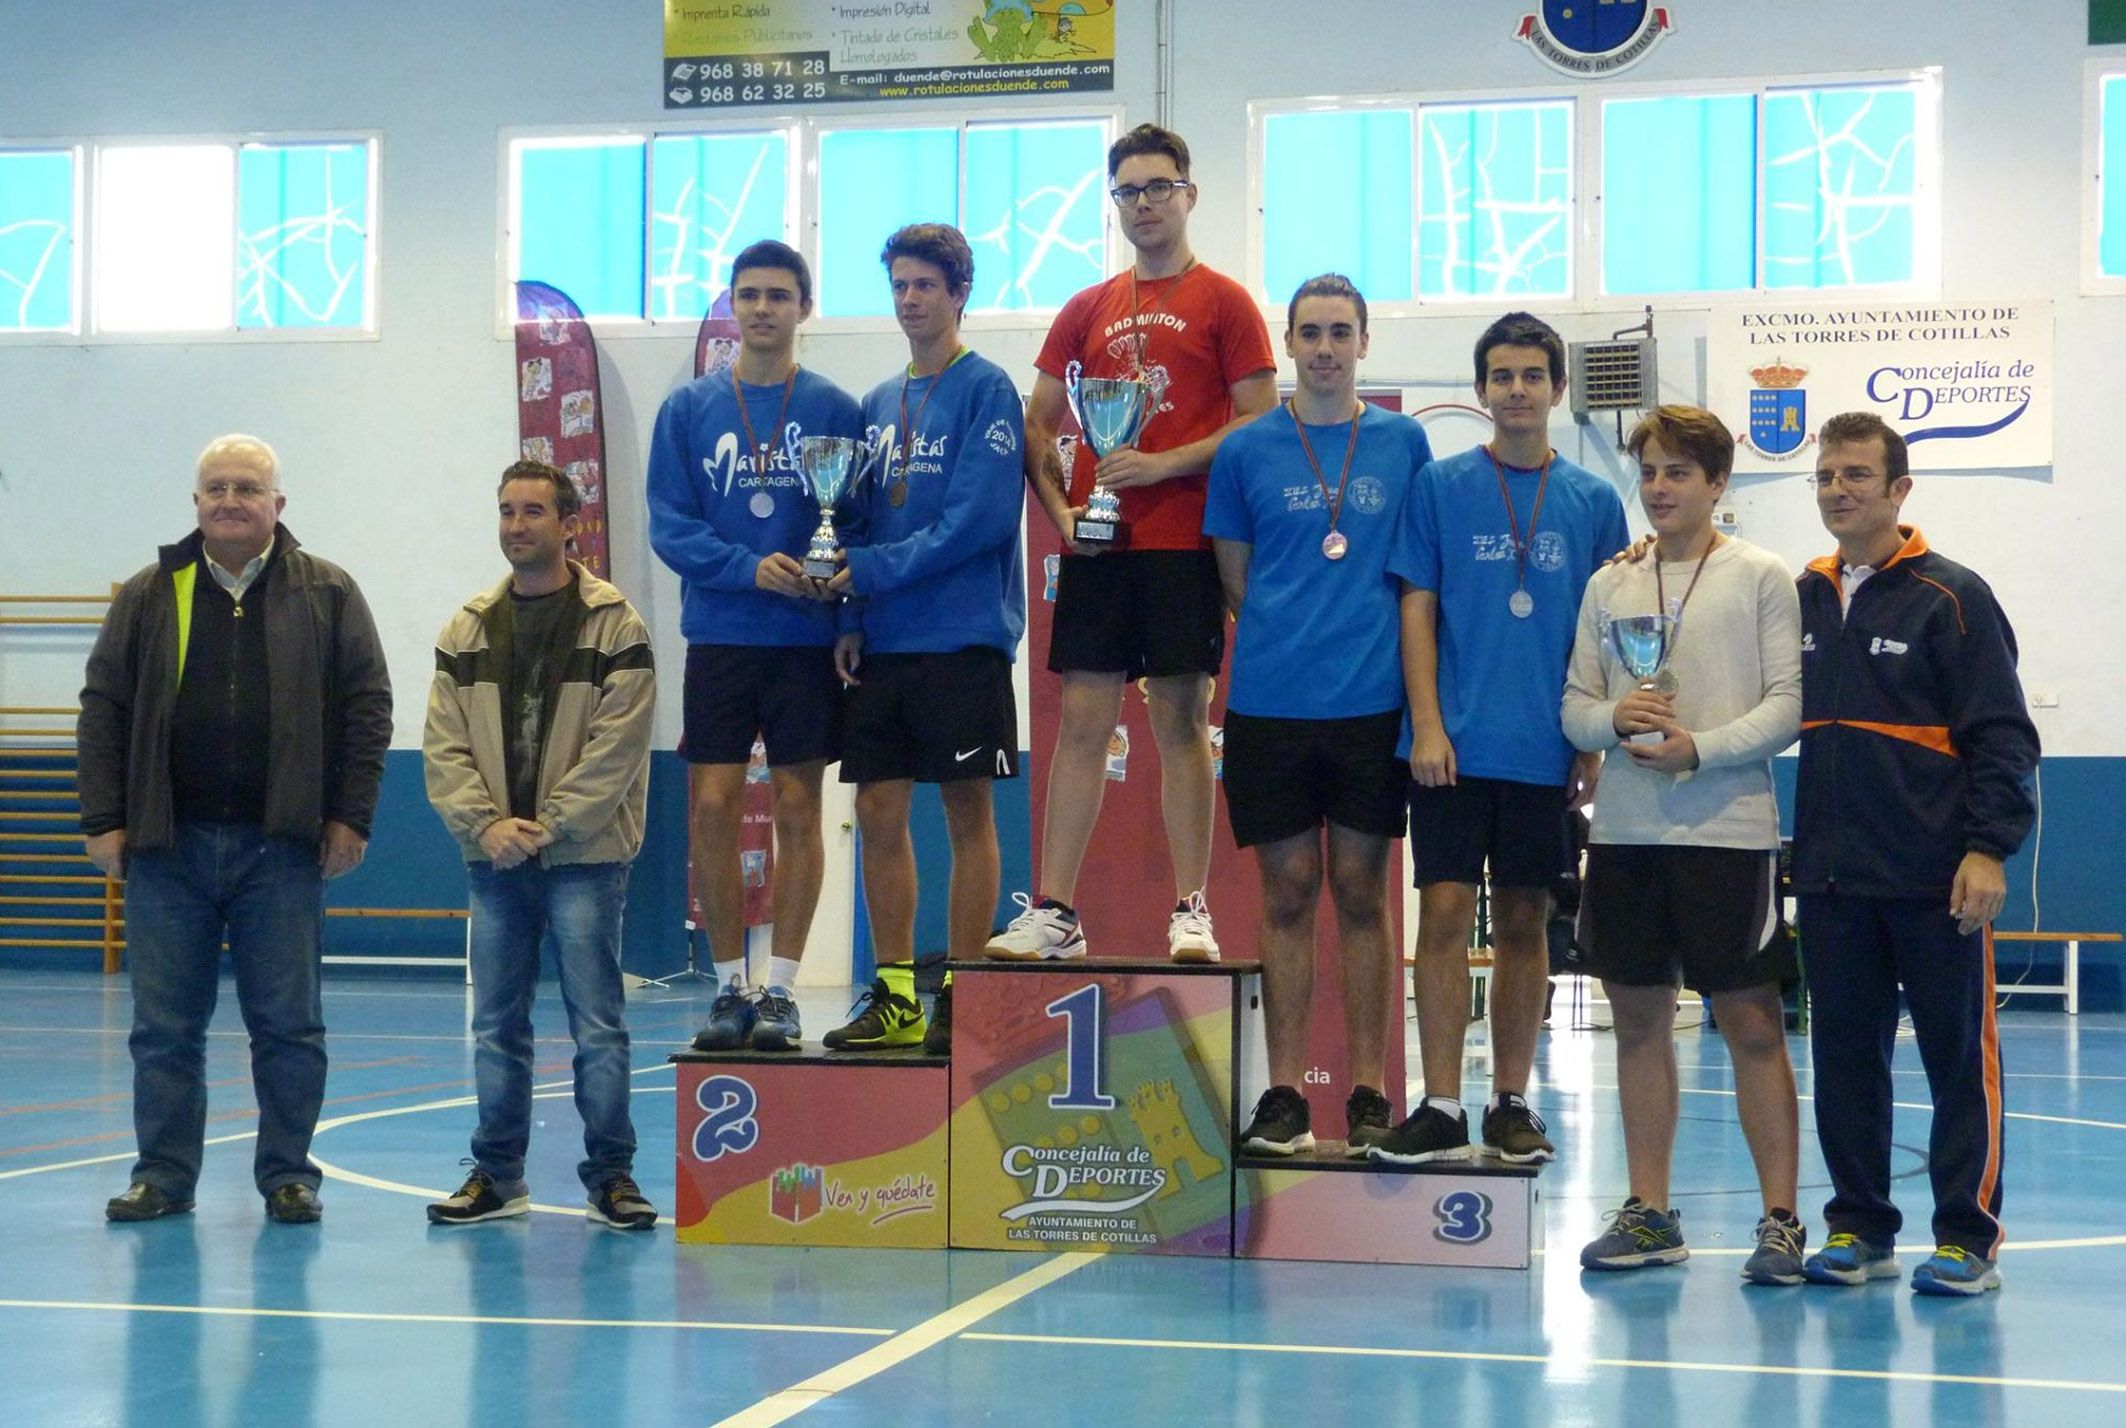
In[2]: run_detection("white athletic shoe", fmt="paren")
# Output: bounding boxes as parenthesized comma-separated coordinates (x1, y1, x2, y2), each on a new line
(984, 893, 1088, 960)
(1168, 891, 1220, 963)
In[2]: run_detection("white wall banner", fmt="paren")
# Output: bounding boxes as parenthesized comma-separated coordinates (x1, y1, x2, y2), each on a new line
(1705, 300, 2054, 473)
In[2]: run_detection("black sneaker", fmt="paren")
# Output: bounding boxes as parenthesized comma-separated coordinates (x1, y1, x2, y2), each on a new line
(1367, 1101, 1473, 1165)
(922, 984, 952, 1056)
(587, 1174, 658, 1231)
(749, 986, 803, 1051)
(1238, 1086, 1315, 1155)
(105, 1181, 193, 1223)
(427, 1166, 530, 1226)
(691, 987, 758, 1051)
(822, 977, 925, 1050)
(1481, 1093, 1557, 1164)
(1344, 1085, 1394, 1156)
(265, 1183, 322, 1224)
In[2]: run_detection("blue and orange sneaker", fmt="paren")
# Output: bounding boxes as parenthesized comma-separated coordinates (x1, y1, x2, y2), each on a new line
(1911, 1245, 2001, 1297)
(1803, 1232, 1900, 1286)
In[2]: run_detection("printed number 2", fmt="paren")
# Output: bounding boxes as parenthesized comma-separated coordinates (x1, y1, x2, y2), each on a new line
(1045, 984, 1116, 1110)
(691, 1074, 759, 1162)
(1433, 1190, 1494, 1244)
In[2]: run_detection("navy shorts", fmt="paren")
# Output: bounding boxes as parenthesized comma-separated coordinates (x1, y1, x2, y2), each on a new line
(681, 643, 841, 766)
(1407, 775, 1571, 889)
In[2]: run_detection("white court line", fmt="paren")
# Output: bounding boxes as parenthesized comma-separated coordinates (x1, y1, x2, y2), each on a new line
(0, 1297, 893, 1337)
(0, 1130, 258, 1182)
(954, 1331, 2126, 1394)
(711, 1251, 1095, 1428)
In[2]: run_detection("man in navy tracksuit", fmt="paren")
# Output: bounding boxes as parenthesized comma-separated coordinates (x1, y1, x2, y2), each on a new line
(1791, 411, 2038, 1297)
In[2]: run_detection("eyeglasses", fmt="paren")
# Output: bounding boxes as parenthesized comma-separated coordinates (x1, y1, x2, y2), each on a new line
(1108, 178, 1192, 207)
(1807, 469, 1888, 491)
(198, 481, 278, 501)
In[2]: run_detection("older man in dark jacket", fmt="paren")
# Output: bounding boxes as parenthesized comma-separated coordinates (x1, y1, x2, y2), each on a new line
(79, 434, 391, 1225)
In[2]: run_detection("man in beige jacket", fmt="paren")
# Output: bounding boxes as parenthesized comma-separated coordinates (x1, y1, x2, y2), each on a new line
(422, 460, 658, 1229)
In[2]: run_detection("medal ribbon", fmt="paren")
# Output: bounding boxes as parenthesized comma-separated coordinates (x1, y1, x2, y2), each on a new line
(1652, 532, 1722, 670)
(1288, 399, 1362, 545)
(895, 347, 968, 490)
(1483, 444, 1553, 598)
(1124, 258, 1198, 379)
(732, 363, 799, 495)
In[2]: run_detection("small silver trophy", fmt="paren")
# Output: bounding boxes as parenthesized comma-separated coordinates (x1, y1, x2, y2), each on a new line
(1603, 610, 1680, 745)
(1063, 360, 1153, 548)
(798, 434, 873, 580)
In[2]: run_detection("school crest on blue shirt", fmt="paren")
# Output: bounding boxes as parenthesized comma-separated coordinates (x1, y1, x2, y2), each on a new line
(1742, 359, 1812, 461)
(1349, 475, 1386, 516)
(1515, 3, 1674, 77)
(1530, 530, 1566, 573)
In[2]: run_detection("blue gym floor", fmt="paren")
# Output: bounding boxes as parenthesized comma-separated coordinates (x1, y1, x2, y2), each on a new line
(2, 967, 2121, 1427)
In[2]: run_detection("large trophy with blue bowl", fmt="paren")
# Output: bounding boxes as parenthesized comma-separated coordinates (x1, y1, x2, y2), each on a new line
(1602, 609, 1681, 746)
(798, 432, 875, 580)
(1063, 360, 1153, 549)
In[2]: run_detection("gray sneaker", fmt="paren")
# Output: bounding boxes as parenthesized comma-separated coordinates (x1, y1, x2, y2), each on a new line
(1580, 1197, 1688, 1270)
(1742, 1211, 1807, 1285)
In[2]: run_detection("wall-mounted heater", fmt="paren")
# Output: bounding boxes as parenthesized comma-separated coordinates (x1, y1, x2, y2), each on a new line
(1569, 306, 1657, 449)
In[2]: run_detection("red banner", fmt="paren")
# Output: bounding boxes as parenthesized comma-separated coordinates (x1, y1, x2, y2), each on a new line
(512, 281, 610, 576)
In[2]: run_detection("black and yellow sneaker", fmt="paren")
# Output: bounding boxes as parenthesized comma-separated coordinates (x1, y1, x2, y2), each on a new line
(921, 979, 952, 1056)
(823, 964, 926, 1050)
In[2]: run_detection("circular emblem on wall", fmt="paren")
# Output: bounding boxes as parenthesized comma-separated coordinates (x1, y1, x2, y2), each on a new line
(1514, 3, 1675, 78)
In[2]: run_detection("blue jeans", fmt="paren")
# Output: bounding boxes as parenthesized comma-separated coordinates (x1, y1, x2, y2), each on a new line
(465, 860, 637, 1191)
(125, 822, 326, 1197)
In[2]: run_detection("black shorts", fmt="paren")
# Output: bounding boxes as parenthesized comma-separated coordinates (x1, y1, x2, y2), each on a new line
(1047, 548, 1225, 681)
(1407, 775, 1570, 889)
(681, 643, 841, 766)
(1222, 709, 1406, 849)
(1578, 844, 1794, 994)
(840, 647, 1020, 785)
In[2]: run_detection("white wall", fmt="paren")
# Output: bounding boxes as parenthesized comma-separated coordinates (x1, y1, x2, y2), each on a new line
(2, 0, 2116, 754)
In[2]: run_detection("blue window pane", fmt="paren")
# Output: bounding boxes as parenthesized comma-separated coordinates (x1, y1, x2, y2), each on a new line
(1262, 110, 1413, 305)
(817, 128, 957, 317)
(236, 142, 370, 329)
(649, 131, 788, 321)
(2103, 76, 2126, 277)
(0, 149, 76, 331)
(1763, 86, 1916, 289)
(1602, 95, 1755, 294)
(964, 120, 1106, 313)
(515, 140, 646, 319)
(1418, 102, 1571, 299)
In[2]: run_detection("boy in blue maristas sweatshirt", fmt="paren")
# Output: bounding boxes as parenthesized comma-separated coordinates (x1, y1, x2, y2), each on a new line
(1373, 312, 1630, 1170)
(646, 240, 863, 1055)
(1206, 274, 1431, 1159)
(821, 224, 1027, 1055)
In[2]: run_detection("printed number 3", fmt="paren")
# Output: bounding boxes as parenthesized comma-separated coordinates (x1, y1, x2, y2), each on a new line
(1433, 1189, 1494, 1244)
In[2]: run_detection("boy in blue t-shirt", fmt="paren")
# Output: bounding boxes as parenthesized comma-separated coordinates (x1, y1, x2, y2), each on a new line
(1372, 312, 1630, 1169)
(1204, 274, 1430, 1156)
(819, 223, 1027, 1056)
(646, 240, 863, 1055)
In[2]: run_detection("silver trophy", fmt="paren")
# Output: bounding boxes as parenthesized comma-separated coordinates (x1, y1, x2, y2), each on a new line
(1602, 610, 1680, 746)
(798, 433, 874, 580)
(1063, 359, 1152, 548)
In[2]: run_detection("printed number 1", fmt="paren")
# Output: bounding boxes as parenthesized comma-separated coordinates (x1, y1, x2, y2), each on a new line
(1045, 984, 1115, 1110)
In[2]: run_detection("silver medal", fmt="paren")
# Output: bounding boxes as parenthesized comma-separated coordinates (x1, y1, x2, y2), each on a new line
(1322, 530, 1348, 561)
(1509, 588, 1534, 619)
(748, 491, 774, 519)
